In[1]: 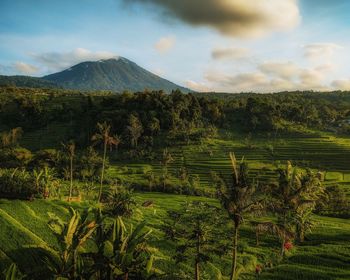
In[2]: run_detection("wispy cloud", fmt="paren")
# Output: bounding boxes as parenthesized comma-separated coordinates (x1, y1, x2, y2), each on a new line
(212, 47, 250, 60)
(303, 43, 342, 60)
(13, 62, 39, 75)
(154, 36, 176, 54)
(0, 61, 39, 75)
(31, 48, 118, 72)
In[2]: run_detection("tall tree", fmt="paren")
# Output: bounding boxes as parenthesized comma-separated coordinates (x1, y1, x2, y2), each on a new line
(271, 162, 324, 255)
(126, 114, 143, 148)
(62, 141, 75, 201)
(215, 152, 263, 280)
(164, 202, 221, 280)
(92, 122, 119, 203)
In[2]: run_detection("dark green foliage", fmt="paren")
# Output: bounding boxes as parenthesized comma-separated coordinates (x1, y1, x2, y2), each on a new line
(102, 186, 136, 217)
(163, 201, 225, 280)
(0, 75, 60, 89)
(0, 169, 38, 199)
(0, 147, 33, 168)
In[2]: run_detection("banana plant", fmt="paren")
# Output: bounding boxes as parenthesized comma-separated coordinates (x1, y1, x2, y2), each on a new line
(3, 263, 24, 280)
(39, 207, 96, 279)
(88, 213, 154, 280)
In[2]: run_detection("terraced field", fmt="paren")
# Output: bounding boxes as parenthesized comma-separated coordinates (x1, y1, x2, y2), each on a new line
(0, 194, 349, 279)
(107, 130, 350, 196)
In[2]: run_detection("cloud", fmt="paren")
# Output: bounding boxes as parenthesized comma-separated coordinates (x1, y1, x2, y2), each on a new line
(154, 36, 176, 54)
(185, 80, 211, 92)
(303, 43, 342, 60)
(212, 47, 250, 60)
(203, 60, 336, 93)
(13, 62, 39, 75)
(124, 0, 300, 37)
(258, 61, 299, 80)
(0, 62, 39, 75)
(331, 79, 350, 90)
(31, 48, 118, 72)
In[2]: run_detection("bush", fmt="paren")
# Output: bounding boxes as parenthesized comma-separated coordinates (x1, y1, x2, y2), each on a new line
(0, 147, 33, 168)
(31, 149, 60, 169)
(0, 169, 38, 199)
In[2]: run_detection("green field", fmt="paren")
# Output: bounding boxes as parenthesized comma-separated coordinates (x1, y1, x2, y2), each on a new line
(1, 90, 350, 279)
(0, 193, 349, 279)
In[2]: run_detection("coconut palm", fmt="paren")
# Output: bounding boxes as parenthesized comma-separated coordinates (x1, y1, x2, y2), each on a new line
(126, 114, 143, 148)
(272, 162, 324, 253)
(0, 127, 23, 148)
(92, 122, 119, 203)
(215, 152, 263, 280)
(62, 141, 75, 201)
(166, 201, 220, 280)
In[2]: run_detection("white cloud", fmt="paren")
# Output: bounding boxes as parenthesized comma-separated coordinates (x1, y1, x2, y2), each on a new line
(331, 79, 350, 90)
(31, 48, 118, 72)
(13, 62, 39, 75)
(125, 0, 300, 38)
(185, 80, 211, 92)
(0, 62, 39, 76)
(212, 47, 250, 60)
(154, 36, 176, 54)
(303, 43, 342, 60)
(258, 61, 299, 80)
(203, 60, 336, 93)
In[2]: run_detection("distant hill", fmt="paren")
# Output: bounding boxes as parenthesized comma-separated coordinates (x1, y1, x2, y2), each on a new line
(42, 57, 190, 93)
(0, 75, 60, 89)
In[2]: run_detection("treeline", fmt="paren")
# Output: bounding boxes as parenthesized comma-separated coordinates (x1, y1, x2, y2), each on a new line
(1, 87, 350, 148)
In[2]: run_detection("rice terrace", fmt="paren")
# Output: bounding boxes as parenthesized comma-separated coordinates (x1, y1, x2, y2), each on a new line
(0, 0, 350, 279)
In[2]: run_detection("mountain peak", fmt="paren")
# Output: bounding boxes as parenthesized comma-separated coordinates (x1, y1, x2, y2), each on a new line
(43, 57, 189, 93)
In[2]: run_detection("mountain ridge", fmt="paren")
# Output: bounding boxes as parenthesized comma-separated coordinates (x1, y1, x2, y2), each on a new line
(0, 57, 190, 93)
(42, 57, 190, 93)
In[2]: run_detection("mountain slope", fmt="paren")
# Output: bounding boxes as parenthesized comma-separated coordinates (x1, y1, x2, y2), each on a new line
(0, 75, 61, 89)
(43, 57, 189, 93)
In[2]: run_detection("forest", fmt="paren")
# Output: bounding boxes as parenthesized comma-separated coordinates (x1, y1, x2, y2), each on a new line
(0, 86, 349, 280)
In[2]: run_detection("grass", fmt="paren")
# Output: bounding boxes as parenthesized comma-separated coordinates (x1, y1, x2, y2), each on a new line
(0, 194, 349, 279)
(4, 125, 350, 278)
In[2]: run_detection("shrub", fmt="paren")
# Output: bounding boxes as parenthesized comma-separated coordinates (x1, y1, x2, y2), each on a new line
(0, 169, 37, 199)
(0, 147, 33, 168)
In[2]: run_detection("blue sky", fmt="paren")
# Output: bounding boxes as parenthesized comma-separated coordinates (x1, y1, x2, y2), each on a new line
(1, 0, 350, 92)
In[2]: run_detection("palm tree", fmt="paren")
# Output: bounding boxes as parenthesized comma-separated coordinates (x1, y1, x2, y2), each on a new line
(126, 114, 143, 148)
(62, 141, 75, 201)
(160, 148, 174, 191)
(165, 202, 219, 280)
(92, 122, 119, 203)
(272, 162, 324, 254)
(0, 127, 23, 148)
(215, 152, 263, 280)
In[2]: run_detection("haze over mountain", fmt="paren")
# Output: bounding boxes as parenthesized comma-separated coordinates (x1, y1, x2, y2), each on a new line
(42, 57, 189, 92)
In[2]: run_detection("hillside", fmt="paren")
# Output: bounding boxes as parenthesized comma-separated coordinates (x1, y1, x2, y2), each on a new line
(43, 58, 190, 93)
(0, 75, 61, 89)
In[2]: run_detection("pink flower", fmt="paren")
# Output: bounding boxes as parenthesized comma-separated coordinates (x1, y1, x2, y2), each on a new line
(284, 242, 293, 251)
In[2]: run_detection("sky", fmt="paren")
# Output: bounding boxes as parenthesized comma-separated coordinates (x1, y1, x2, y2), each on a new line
(1, 0, 350, 93)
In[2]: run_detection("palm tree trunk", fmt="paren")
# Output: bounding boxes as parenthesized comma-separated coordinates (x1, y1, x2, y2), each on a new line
(69, 155, 73, 201)
(230, 224, 239, 280)
(98, 140, 107, 203)
(195, 232, 200, 280)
